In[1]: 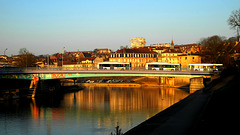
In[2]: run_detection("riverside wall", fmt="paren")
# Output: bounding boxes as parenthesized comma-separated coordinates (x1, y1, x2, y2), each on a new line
(72, 76, 191, 88)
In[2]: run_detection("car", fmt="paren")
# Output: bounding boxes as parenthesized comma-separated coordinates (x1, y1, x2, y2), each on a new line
(86, 80, 94, 83)
(77, 80, 85, 83)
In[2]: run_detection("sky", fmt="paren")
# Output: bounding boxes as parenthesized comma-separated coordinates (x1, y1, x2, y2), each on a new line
(0, 0, 240, 56)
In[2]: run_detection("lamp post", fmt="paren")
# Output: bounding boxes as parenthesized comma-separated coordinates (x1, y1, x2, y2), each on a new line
(62, 47, 65, 67)
(4, 48, 7, 67)
(24, 50, 28, 67)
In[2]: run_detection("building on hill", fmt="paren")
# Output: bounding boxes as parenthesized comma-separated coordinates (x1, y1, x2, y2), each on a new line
(94, 48, 112, 54)
(179, 54, 201, 70)
(62, 57, 103, 69)
(93, 48, 112, 61)
(157, 48, 201, 70)
(131, 37, 146, 48)
(109, 48, 157, 68)
(0, 55, 12, 67)
(150, 40, 174, 48)
(151, 47, 168, 54)
(231, 39, 240, 68)
(158, 49, 183, 63)
(176, 43, 201, 54)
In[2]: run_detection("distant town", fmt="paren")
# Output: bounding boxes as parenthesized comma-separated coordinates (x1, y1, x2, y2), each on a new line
(1, 36, 240, 69)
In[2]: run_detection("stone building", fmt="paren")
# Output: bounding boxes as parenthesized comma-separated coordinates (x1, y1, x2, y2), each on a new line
(130, 37, 146, 48)
(150, 40, 174, 48)
(109, 48, 157, 68)
(179, 55, 201, 70)
(158, 49, 183, 63)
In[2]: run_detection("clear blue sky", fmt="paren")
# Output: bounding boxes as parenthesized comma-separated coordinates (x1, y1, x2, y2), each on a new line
(0, 0, 239, 56)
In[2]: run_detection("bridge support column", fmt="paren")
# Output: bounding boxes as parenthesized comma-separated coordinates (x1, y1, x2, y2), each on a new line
(159, 77, 166, 85)
(28, 78, 62, 97)
(189, 77, 205, 93)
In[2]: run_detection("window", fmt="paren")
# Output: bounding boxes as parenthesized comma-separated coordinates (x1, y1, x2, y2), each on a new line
(192, 57, 194, 59)
(185, 57, 187, 60)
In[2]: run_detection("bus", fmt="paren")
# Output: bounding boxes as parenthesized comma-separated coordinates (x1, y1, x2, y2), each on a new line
(97, 62, 131, 70)
(188, 64, 223, 71)
(146, 62, 181, 71)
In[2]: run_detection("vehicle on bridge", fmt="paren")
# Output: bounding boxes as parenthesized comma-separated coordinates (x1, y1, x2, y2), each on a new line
(145, 62, 181, 71)
(97, 62, 131, 70)
(188, 64, 223, 71)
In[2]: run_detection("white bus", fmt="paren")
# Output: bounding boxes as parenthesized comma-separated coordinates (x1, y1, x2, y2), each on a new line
(188, 64, 223, 71)
(97, 62, 131, 70)
(146, 62, 181, 71)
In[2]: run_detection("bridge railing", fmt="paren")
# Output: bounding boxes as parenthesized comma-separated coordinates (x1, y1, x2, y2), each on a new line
(0, 67, 99, 72)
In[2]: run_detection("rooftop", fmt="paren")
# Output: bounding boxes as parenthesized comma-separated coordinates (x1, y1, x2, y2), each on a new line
(114, 48, 157, 54)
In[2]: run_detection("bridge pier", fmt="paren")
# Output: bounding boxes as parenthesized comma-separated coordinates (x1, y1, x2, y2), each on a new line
(28, 78, 62, 97)
(189, 77, 205, 93)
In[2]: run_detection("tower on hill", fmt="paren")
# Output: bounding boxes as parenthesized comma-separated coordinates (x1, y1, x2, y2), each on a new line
(130, 37, 146, 48)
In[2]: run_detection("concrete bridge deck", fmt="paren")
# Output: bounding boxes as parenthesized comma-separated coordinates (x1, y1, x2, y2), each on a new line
(0, 69, 213, 80)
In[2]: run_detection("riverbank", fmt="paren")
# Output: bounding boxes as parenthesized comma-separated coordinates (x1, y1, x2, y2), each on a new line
(124, 72, 237, 135)
(189, 73, 240, 135)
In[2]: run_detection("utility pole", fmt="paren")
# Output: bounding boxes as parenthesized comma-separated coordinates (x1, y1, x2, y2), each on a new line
(62, 47, 65, 67)
(78, 49, 80, 64)
(47, 54, 49, 69)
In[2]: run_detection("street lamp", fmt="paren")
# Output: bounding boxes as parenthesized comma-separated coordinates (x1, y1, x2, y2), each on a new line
(77, 49, 80, 64)
(4, 48, 7, 67)
(62, 47, 65, 67)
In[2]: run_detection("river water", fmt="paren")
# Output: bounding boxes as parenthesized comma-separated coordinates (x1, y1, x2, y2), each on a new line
(0, 86, 189, 135)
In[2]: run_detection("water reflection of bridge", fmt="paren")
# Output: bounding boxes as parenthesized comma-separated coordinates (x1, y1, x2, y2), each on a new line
(29, 87, 189, 134)
(64, 87, 189, 112)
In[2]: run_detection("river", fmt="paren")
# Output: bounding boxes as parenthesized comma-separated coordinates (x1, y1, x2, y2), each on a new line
(0, 86, 189, 135)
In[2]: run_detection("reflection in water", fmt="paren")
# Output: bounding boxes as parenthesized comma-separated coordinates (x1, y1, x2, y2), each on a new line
(0, 87, 189, 135)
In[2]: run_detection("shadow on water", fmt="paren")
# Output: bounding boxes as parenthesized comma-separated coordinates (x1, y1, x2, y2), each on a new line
(177, 85, 190, 92)
(33, 94, 64, 108)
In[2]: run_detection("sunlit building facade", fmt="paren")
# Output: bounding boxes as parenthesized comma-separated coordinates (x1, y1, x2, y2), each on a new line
(109, 48, 157, 68)
(157, 49, 183, 63)
(179, 55, 201, 69)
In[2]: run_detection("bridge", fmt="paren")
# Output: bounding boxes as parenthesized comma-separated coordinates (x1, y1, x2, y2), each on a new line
(0, 67, 213, 80)
(0, 67, 214, 98)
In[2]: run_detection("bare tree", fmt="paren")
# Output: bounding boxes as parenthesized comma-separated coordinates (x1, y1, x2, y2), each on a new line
(14, 48, 36, 67)
(201, 35, 225, 63)
(228, 9, 240, 41)
(18, 48, 29, 55)
(200, 35, 237, 66)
